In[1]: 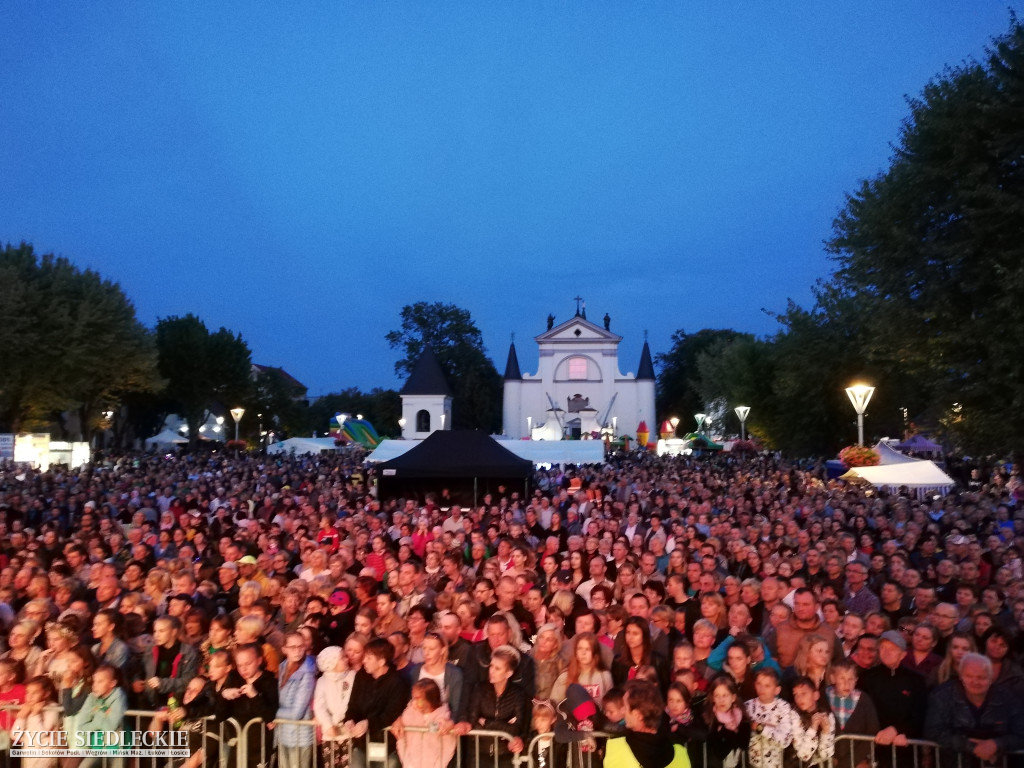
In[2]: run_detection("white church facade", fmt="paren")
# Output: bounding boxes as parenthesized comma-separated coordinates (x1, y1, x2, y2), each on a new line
(502, 308, 656, 441)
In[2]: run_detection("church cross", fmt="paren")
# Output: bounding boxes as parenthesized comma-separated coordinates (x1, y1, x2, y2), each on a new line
(574, 295, 583, 316)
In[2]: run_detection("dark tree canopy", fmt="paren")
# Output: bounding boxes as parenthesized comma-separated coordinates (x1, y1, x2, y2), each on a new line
(156, 314, 252, 449)
(386, 301, 502, 432)
(0, 242, 159, 437)
(826, 16, 1024, 457)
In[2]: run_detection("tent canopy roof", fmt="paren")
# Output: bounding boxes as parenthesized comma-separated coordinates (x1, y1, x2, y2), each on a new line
(378, 430, 532, 478)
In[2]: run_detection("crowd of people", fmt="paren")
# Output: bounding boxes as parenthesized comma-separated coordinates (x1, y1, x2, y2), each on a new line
(0, 448, 1023, 768)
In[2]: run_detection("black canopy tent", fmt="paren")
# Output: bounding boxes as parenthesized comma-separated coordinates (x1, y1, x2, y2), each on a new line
(376, 430, 533, 506)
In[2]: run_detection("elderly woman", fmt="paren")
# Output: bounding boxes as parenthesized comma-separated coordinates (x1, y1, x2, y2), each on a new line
(1, 620, 43, 674)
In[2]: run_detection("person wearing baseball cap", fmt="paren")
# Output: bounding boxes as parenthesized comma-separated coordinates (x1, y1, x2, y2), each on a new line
(859, 629, 927, 763)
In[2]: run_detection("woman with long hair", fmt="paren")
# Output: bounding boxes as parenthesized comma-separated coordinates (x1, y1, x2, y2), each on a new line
(531, 623, 566, 700)
(567, 550, 587, 589)
(667, 549, 688, 578)
(550, 632, 613, 704)
(612, 617, 666, 690)
(929, 631, 975, 687)
(784, 634, 832, 697)
(703, 674, 751, 768)
(612, 562, 640, 604)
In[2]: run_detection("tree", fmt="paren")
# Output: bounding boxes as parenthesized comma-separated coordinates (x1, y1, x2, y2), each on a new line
(655, 328, 747, 430)
(308, 387, 401, 438)
(826, 17, 1024, 457)
(252, 366, 312, 439)
(155, 314, 252, 449)
(386, 302, 502, 431)
(0, 243, 160, 437)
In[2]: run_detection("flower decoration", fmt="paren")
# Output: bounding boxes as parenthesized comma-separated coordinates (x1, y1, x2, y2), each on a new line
(839, 444, 880, 467)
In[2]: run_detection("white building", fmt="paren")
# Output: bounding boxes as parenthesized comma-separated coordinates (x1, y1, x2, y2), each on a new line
(502, 308, 656, 440)
(399, 346, 453, 439)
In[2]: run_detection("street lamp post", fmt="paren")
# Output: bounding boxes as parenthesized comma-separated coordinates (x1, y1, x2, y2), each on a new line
(669, 416, 680, 437)
(845, 384, 875, 446)
(694, 413, 707, 435)
(734, 406, 750, 441)
(230, 407, 245, 455)
(398, 417, 406, 438)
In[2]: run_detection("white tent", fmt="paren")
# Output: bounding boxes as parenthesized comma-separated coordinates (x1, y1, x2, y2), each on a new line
(366, 440, 419, 463)
(266, 437, 340, 455)
(497, 438, 605, 466)
(146, 429, 188, 450)
(368, 437, 605, 467)
(841, 442, 955, 498)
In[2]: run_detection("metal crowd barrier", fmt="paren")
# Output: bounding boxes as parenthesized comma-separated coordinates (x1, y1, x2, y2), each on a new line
(3, 706, 1022, 768)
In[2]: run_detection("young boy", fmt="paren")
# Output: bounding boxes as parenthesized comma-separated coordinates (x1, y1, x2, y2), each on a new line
(745, 667, 794, 768)
(826, 659, 879, 768)
(601, 687, 626, 734)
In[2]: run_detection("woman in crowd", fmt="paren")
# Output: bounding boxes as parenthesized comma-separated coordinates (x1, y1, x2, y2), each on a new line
(551, 632, 613, 704)
(531, 623, 566, 700)
(612, 617, 665, 690)
(90, 609, 131, 669)
(929, 631, 975, 688)
(2, 620, 43, 675)
(408, 630, 465, 722)
(457, 645, 527, 768)
(201, 614, 235, 673)
(276, 631, 317, 768)
(783, 634, 832, 697)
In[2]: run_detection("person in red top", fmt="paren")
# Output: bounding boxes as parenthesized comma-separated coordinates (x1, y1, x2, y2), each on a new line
(316, 514, 341, 554)
(0, 658, 27, 736)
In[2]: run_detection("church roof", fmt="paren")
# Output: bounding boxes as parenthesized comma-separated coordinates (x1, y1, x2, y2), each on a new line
(400, 346, 452, 396)
(637, 341, 655, 380)
(535, 314, 621, 343)
(503, 342, 522, 380)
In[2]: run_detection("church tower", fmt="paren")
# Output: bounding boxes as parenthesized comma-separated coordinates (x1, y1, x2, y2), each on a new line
(502, 341, 523, 437)
(399, 347, 452, 439)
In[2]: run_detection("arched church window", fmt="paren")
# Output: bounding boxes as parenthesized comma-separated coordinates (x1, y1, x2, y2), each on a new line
(416, 410, 430, 432)
(568, 357, 588, 380)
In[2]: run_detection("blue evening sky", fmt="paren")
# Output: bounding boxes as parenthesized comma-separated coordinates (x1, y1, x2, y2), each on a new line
(2, 3, 1018, 396)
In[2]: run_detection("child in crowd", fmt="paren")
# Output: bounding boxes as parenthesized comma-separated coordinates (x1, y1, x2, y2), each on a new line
(75, 665, 128, 768)
(666, 682, 707, 746)
(745, 668, 794, 768)
(826, 659, 879, 768)
(12, 676, 60, 768)
(0, 659, 26, 750)
(704, 676, 751, 768)
(394, 679, 456, 768)
(529, 698, 558, 768)
(788, 676, 835, 768)
(601, 687, 626, 734)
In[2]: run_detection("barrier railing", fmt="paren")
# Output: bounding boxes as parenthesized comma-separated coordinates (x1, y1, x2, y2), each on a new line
(3, 706, 1021, 768)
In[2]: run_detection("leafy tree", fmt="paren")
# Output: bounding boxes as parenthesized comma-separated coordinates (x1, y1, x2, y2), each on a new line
(251, 366, 312, 439)
(155, 314, 252, 449)
(308, 387, 401, 438)
(826, 17, 1024, 457)
(655, 328, 747, 430)
(0, 243, 160, 437)
(386, 302, 502, 431)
